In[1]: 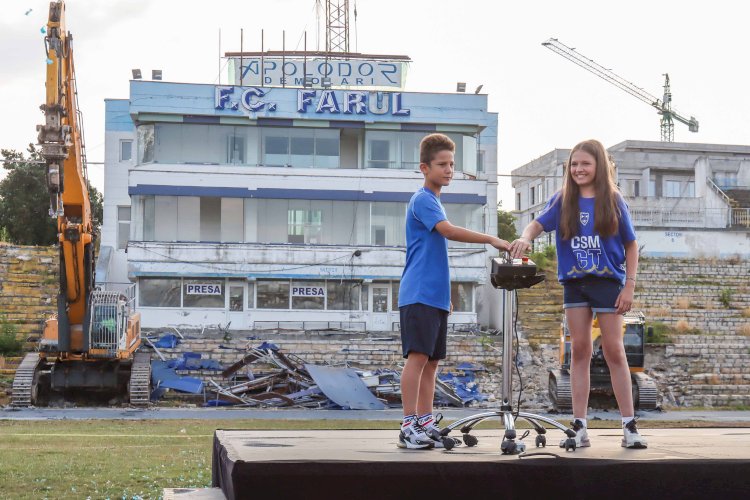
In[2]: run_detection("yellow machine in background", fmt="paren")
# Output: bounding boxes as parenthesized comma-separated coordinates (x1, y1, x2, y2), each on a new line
(548, 311, 658, 412)
(11, 1, 149, 407)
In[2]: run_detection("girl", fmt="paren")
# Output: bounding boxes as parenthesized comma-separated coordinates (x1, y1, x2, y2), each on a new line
(509, 139, 647, 449)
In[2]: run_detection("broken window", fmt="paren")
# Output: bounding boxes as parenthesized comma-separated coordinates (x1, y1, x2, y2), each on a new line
(451, 282, 474, 312)
(326, 281, 361, 311)
(139, 278, 181, 307)
(257, 280, 290, 309)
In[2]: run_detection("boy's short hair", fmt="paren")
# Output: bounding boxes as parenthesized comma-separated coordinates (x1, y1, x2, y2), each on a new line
(420, 133, 455, 165)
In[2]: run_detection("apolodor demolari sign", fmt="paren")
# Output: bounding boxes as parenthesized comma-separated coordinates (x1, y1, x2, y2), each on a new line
(229, 57, 406, 88)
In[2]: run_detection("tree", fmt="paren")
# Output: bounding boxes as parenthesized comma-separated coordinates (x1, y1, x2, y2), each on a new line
(0, 145, 103, 246)
(497, 203, 519, 242)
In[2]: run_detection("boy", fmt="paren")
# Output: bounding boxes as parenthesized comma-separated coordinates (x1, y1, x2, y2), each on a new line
(397, 133, 510, 449)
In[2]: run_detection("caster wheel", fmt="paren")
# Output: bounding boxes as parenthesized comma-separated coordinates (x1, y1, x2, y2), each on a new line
(564, 438, 577, 452)
(442, 437, 455, 451)
(501, 439, 517, 455)
(463, 434, 478, 447)
(535, 435, 546, 448)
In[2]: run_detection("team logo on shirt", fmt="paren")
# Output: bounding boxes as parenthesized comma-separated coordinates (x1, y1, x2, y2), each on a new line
(580, 212, 590, 226)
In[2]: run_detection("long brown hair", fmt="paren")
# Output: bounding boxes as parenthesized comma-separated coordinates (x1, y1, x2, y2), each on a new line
(559, 139, 621, 240)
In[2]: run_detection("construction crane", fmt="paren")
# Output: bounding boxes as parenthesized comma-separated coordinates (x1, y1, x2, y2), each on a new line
(542, 38, 699, 142)
(11, 0, 149, 407)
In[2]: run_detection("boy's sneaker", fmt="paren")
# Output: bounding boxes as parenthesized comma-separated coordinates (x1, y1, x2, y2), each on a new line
(622, 419, 648, 449)
(559, 419, 590, 448)
(422, 413, 461, 449)
(397, 424, 434, 450)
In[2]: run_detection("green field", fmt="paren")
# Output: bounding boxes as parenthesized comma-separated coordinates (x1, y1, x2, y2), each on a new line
(1, 418, 748, 499)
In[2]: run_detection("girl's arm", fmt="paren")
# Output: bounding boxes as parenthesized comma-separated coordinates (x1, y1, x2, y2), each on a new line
(509, 220, 544, 259)
(615, 239, 639, 314)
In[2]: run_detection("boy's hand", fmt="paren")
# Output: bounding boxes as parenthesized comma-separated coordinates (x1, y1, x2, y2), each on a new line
(509, 237, 532, 259)
(489, 237, 510, 251)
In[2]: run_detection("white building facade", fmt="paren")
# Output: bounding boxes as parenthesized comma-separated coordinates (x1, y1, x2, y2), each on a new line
(100, 81, 500, 331)
(512, 141, 750, 257)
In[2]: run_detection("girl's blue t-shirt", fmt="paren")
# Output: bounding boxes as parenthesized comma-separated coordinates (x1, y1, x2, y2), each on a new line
(536, 193, 636, 285)
(398, 187, 450, 312)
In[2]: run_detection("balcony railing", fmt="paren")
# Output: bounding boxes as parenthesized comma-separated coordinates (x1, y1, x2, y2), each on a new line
(629, 207, 750, 228)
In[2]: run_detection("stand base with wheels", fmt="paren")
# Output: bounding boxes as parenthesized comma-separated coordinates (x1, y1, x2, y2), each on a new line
(441, 259, 578, 454)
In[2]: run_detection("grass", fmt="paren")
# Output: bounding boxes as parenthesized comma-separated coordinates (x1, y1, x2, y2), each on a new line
(1, 417, 749, 499)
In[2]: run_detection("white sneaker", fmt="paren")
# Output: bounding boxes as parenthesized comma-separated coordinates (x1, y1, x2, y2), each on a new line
(397, 424, 433, 450)
(559, 419, 590, 448)
(622, 419, 648, 449)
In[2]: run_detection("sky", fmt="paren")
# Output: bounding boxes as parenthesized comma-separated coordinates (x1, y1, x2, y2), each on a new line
(2, 0, 749, 209)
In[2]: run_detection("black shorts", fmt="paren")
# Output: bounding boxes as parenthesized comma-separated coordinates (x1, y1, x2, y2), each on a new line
(563, 275, 623, 313)
(399, 303, 448, 360)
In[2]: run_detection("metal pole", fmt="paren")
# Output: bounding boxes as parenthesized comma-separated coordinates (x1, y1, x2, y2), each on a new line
(261, 29, 264, 86)
(282, 30, 286, 88)
(501, 288, 514, 407)
(240, 28, 244, 86)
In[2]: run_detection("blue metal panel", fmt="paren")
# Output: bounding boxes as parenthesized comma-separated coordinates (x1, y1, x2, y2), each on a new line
(129, 81, 493, 128)
(105, 99, 134, 132)
(257, 117, 294, 127)
(128, 185, 486, 204)
(329, 120, 365, 129)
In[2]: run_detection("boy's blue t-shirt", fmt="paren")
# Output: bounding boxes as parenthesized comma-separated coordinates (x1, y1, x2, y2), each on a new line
(536, 193, 636, 285)
(398, 187, 450, 312)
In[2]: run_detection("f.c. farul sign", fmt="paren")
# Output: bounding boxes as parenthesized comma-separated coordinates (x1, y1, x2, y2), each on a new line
(215, 86, 410, 116)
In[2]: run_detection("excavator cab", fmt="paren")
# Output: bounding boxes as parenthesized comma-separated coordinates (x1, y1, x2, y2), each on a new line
(549, 311, 657, 412)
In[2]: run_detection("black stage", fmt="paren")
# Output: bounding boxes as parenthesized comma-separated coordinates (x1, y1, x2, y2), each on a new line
(211, 428, 750, 500)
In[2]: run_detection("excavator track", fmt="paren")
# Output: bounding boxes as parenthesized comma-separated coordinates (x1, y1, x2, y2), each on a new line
(129, 351, 152, 407)
(633, 372, 658, 410)
(11, 353, 42, 408)
(549, 370, 572, 412)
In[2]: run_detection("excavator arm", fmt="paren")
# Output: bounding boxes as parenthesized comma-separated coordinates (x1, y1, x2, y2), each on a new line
(36, 0, 95, 354)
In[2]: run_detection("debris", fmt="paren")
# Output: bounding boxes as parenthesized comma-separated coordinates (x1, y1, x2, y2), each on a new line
(151, 360, 204, 395)
(305, 364, 387, 410)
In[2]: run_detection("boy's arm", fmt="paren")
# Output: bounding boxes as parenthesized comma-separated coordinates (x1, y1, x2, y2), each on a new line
(435, 220, 509, 251)
(508, 221, 544, 259)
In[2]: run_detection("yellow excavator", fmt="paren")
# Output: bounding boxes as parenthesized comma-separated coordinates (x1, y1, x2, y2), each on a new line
(548, 311, 658, 412)
(11, 1, 149, 407)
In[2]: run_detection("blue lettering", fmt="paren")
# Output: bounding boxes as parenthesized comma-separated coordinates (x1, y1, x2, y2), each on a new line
(215, 86, 237, 110)
(315, 90, 340, 113)
(368, 91, 389, 114)
(358, 62, 374, 76)
(343, 91, 367, 114)
(317, 62, 334, 77)
(337, 62, 352, 77)
(391, 93, 410, 116)
(380, 63, 398, 84)
(298, 90, 316, 112)
(283, 61, 297, 76)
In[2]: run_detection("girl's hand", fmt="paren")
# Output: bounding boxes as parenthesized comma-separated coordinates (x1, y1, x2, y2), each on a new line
(615, 282, 635, 314)
(508, 237, 532, 259)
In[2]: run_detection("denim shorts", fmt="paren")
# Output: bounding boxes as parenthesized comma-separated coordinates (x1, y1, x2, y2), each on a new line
(399, 303, 448, 360)
(562, 276, 623, 313)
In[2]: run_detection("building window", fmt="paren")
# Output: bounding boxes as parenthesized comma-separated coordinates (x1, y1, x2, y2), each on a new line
(200, 197, 222, 242)
(686, 181, 695, 197)
(117, 206, 130, 250)
(633, 180, 640, 197)
(183, 279, 225, 308)
(391, 281, 400, 311)
(516, 192, 521, 211)
(665, 180, 681, 198)
(120, 140, 133, 162)
(326, 281, 362, 310)
(451, 282, 473, 312)
(137, 124, 154, 164)
(291, 281, 325, 310)
(648, 180, 656, 197)
(257, 280, 290, 309)
(366, 131, 465, 170)
(530, 186, 536, 206)
(262, 128, 340, 168)
(227, 135, 245, 164)
(229, 281, 245, 311)
(288, 209, 322, 244)
(139, 278, 181, 307)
